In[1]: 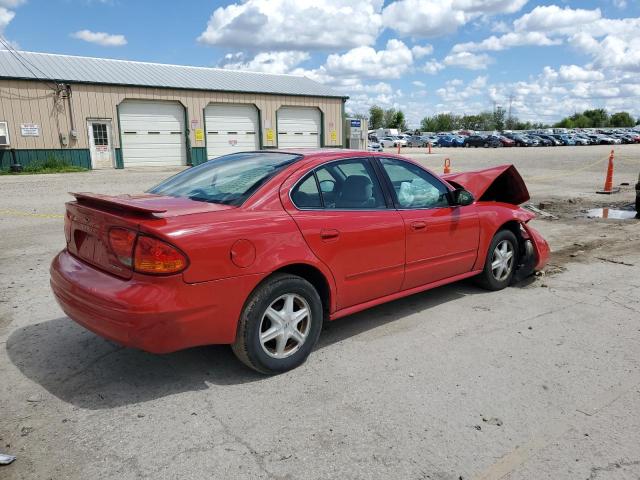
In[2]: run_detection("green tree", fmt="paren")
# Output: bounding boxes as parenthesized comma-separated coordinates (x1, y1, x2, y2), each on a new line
(394, 110, 408, 131)
(492, 106, 506, 132)
(369, 105, 384, 130)
(420, 116, 438, 132)
(583, 108, 608, 127)
(383, 108, 397, 128)
(610, 111, 635, 127)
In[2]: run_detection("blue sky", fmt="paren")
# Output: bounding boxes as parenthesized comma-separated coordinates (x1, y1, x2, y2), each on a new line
(2, 0, 640, 127)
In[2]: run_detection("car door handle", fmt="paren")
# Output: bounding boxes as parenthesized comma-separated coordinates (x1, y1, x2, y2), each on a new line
(320, 228, 340, 241)
(410, 221, 427, 230)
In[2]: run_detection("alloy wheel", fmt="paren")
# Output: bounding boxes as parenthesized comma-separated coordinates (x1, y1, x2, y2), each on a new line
(259, 294, 311, 359)
(491, 240, 514, 281)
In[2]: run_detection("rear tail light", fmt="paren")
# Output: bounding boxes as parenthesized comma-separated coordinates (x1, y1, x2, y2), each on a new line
(109, 228, 137, 267)
(134, 235, 187, 274)
(108, 228, 187, 274)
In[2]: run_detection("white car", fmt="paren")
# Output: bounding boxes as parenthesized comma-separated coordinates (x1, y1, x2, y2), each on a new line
(368, 142, 383, 152)
(379, 136, 399, 147)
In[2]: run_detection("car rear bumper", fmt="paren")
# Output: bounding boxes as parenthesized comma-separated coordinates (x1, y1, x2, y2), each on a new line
(50, 250, 264, 353)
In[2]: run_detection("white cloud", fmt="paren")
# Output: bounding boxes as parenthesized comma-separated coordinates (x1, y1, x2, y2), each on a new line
(452, 0, 528, 14)
(71, 29, 127, 46)
(513, 5, 601, 32)
(198, 0, 383, 50)
(443, 51, 492, 70)
(0, 0, 26, 7)
(557, 64, 605, 83)
(0, 6, 14, 31)
(220, 51, 310, 74)
(323, 39, 414, 80)
(411, 44, 433, 58)
(413, 80, 426, 87)
(382, 0, 467, 38)
(422, 59, 445, 75)
(452, 31, 560, 52)
(382, 0, 528, 38)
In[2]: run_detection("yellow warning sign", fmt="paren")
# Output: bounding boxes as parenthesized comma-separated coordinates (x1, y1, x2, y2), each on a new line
(266, 128, 275, 142)
(194, 128, 204, 142)
(330, 130, 337, 143)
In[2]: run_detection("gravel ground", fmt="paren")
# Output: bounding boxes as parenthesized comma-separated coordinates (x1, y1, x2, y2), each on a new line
(1, 145, 639, 480)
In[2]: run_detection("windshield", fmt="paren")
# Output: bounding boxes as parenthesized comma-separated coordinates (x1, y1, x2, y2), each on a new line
(149, 152, 300, 206)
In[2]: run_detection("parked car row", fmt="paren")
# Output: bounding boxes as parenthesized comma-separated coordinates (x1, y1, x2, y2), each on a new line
(367, 128, 640, 151)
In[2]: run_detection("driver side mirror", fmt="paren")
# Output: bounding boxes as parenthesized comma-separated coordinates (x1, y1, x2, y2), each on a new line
(451, 188, 474, 206)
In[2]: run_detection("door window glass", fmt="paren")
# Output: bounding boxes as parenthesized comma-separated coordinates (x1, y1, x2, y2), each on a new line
(92, 123, 108, 146)
(291, 173, 322, 208)
(316, 159, 386, 209)
(380, 158, 450, 209)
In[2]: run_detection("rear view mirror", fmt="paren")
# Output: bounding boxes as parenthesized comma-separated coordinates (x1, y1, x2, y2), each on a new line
(451, 188, 474, 206)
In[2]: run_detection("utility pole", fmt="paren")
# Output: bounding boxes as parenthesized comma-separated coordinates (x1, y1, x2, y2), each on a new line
(507, 93, 514, 128)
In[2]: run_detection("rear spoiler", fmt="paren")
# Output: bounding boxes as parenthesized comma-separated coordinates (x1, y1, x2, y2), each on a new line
(442, 164, 530, 205)
(70, 192, 168, 214)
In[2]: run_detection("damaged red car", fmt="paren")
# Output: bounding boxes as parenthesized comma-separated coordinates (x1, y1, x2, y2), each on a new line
(50, 150, 549, 373)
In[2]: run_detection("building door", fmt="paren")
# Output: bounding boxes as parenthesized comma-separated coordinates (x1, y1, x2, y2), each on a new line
(87, 120, 114, 169)
(205, 104, 259, 159)
(277, 107, 321, 148)
(118, 101, 187, 167)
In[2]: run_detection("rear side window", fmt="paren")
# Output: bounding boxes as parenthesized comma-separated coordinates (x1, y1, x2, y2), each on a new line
(290, 158, 387, 210)
(291, 174, 322, 208)
(149, 152, 300, 206)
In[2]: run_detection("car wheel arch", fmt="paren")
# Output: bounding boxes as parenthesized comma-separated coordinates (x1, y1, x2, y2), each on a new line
(267, 263, 334, 320)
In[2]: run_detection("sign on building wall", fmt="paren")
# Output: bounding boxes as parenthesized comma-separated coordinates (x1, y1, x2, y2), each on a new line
(194, 128, 204, 142)
(20, 123, 40, 137)
(266, 128, 274, 142)
(330, 130, 337, 143)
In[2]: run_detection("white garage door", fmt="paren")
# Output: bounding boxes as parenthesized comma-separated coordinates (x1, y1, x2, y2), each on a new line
(119, 101, 187, 167)
(277, 107, 321, 148)
(205, 104, 259, 159)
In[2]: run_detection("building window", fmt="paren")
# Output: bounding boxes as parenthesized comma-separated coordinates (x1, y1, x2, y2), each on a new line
(0, 121, 8, 145)
(92, 123, 108, 146)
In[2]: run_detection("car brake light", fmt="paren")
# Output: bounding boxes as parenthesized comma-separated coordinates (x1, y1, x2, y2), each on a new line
(108, 228, 137, 267)
(134, 235, 187, 274)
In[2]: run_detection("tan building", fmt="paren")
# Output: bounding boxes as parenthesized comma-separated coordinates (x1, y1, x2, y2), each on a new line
(0, 51, 347, 170)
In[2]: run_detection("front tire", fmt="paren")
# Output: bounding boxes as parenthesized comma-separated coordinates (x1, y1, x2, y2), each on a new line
(476, 230, 518, 291)
(232, 273, 323, 374)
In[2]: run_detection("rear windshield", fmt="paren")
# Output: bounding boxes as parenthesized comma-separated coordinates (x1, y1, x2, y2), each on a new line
(149, 152, 300, 206)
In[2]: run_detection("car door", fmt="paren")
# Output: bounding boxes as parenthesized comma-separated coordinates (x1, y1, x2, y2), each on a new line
(282, 157, 406, 310)
(376, 157, 480, 290)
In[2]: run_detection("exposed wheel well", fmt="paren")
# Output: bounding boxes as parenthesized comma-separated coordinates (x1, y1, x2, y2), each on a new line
(271, 264, 331, 319)
(498, 220, 526, 261)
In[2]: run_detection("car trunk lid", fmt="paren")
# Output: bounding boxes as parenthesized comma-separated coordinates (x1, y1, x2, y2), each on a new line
(65, 193, 235, 278)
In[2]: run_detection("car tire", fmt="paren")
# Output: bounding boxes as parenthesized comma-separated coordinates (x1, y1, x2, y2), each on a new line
(483, 142, 489, 148)
(232, 273, 323, 374)
(476, 229, 519, 291)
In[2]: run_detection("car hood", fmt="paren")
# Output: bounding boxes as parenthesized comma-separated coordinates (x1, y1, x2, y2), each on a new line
(442, 164, 530, 205)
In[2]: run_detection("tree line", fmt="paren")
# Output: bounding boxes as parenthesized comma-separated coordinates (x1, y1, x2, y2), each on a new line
(553, 109, 637, 129)
(365, 105, 638, 133)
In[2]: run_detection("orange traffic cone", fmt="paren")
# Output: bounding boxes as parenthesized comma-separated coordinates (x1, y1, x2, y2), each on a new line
(596, 150, 620, 194)
(397, 142, 401, 154)
(444, 157, 451, 174)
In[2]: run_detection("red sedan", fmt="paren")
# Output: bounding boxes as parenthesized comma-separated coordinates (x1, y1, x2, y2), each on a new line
(51, 150, 549, 373)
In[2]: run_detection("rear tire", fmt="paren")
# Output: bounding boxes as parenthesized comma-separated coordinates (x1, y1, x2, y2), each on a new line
(476, 230, 518, 291)
(232, 273, 323, 374)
